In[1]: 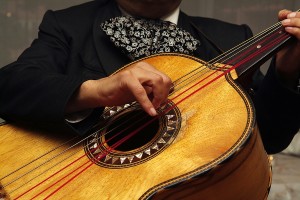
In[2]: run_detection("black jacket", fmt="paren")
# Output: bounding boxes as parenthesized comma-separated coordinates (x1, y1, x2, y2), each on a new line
(0, 0, 299, 153)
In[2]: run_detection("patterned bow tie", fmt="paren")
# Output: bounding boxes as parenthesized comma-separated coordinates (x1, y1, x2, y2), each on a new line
(101, 16, 200, 60)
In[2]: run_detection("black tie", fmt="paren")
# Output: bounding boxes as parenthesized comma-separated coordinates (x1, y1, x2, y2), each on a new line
(101, 16, 200, 60)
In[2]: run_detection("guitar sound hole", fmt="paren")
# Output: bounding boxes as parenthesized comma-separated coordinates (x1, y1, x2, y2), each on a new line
(105, 110, 159, 151)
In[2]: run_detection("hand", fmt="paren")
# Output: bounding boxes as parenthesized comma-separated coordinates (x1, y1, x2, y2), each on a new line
(275, 9, 300, 88)
(66, 61, 172, 116)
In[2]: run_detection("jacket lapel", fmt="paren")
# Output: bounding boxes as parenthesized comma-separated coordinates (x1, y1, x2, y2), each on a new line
(92, 0, 130, 76)
(178, 12, 222, 62)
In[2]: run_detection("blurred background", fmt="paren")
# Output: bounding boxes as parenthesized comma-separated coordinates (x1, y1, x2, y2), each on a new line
(0, 0, 299, 199)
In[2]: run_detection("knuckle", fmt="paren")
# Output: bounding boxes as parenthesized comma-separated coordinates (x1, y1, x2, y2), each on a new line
(154, 74, 164, 83)
(135, 61, 153, 69)
(165, 76, 172, 86)
(159, 74, 172, 89)
(119, 70, 131, 79)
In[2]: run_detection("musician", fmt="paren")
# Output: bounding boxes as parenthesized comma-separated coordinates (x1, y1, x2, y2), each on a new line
(0, 0, 299, 154)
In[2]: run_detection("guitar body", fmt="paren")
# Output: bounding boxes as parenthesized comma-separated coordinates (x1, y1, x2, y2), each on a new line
(0, 54, 271, 200)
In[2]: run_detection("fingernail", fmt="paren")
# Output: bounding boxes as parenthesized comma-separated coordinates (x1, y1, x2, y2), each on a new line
(282, 19, 290, 25)
(150, 108, 157, 116)
(288, 12, 296, 18)
(285, 27, 294, 32)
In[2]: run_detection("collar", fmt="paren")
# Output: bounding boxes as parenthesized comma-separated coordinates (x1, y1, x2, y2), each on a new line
(119, 6, 180, 25)
(161, 6, 180, 25)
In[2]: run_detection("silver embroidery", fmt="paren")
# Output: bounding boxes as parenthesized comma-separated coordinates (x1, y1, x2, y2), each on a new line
(101, 16, 200, 60)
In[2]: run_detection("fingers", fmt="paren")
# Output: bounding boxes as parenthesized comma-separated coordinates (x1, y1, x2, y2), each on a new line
(280, 10, 300, 40)
(276, 10, 300, 87)
(278, 9, 292, 21)
(120, 62, 172, 116)
(124, 72, 157, 116)
(134, 62, 172, 108)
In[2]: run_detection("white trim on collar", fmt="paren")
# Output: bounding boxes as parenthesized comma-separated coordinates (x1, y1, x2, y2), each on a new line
(119, 6, 180, 25)
(161, 7, 180, 25)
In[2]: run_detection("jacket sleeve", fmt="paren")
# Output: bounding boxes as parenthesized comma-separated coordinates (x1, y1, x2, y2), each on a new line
(0, 10, 102, 135)
(253, 58, 300, 154)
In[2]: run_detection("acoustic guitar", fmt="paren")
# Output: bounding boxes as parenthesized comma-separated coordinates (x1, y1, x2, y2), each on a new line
(0, 17, 292, 200)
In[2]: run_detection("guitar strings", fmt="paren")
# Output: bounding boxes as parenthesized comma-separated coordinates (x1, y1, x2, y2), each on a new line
(9, 98, 173, 195)
(171, 21, 286, 96)
(3, 20, 290, 197)
(171, 21, 284, 92)
(11, 97, 176, 196)
(209, 22, 283, 64)
(15, 110, 156, 199)
(4, 107, 146, 189)
(0, 102, 140, 182)
(0, 136, 79, 181)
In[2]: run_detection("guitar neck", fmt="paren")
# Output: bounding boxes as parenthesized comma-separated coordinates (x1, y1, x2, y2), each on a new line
(210, 20, 293, 89)
(233, 24, 292, 77)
